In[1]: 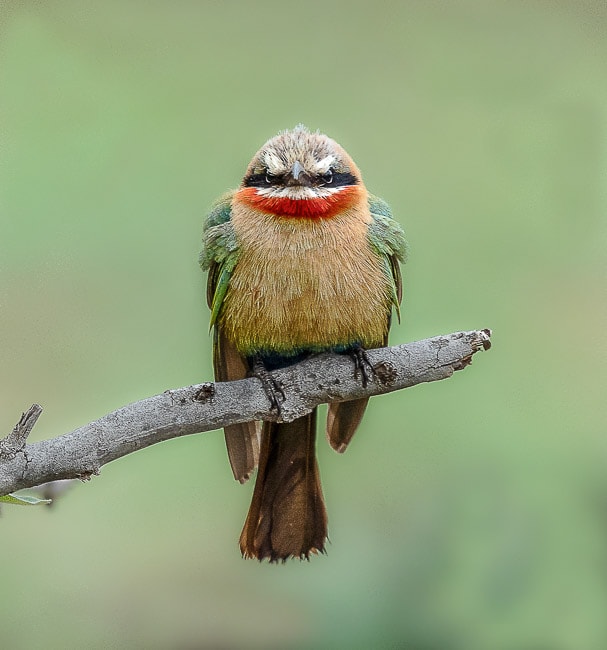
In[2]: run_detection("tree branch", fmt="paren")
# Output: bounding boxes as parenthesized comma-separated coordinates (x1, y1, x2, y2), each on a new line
(0, 329, 491, 496)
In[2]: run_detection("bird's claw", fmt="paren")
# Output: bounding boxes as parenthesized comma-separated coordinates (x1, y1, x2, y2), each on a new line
(252, 360, 286, 414)
(349, 345, 375, 388)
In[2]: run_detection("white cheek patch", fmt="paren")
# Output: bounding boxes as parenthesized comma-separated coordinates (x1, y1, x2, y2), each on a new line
(313, 155, 336, 174)
(255, 185, 346, 200)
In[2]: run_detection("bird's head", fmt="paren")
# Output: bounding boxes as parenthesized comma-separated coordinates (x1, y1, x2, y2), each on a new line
(235, 125, 365, 219)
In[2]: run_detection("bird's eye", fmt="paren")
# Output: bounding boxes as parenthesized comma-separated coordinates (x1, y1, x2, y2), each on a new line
(321, 169, 333, 185)
(265, 171, 275, 184)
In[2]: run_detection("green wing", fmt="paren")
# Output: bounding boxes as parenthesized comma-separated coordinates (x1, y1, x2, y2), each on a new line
(200, 193, 259, 483)
(367, 193, 408, 322)
(199, 192, 239, 328)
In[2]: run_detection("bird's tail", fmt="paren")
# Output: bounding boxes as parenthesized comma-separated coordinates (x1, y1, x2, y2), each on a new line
(239, 408, 328, 562)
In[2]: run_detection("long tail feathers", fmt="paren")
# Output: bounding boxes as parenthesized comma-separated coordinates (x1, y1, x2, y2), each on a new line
(213, 329, 260, 482)
(239, 408, 328, 562)
(224, 422, 260, 484)
(326, 397, 369, 453)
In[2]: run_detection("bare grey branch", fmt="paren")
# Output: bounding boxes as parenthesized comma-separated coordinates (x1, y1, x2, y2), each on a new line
(0, 329, 491, 496)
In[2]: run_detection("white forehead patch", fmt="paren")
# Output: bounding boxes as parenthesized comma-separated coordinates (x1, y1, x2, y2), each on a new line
(263, 151, 287, 175)
(313, 155, 335, 173)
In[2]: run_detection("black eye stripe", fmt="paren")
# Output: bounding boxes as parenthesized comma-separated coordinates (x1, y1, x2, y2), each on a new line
(243, 170, 358, 188)
(243, 173, 278, 187)
(329, 172, 358, 187)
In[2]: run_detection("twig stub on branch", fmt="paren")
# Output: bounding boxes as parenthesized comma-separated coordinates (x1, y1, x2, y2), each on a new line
(0, 404, 43, 461)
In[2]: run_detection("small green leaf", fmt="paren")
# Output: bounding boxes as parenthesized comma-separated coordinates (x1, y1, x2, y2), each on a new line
(0, 493, 52, 506)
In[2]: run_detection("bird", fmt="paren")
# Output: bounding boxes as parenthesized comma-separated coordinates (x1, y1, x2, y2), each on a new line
(200, 125, 407, 562)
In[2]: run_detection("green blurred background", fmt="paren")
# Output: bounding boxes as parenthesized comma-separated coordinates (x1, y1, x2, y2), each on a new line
(1, 1, 606, 648)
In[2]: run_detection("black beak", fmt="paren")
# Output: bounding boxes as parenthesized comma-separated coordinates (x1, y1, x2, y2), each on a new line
(286, 160, 313, 187)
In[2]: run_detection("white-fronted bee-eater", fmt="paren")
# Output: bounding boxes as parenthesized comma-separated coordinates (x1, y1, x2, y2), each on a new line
(200, 125, 407, 562)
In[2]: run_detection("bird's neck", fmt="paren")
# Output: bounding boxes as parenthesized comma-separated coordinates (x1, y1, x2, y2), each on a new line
(235, 186, 362, 219)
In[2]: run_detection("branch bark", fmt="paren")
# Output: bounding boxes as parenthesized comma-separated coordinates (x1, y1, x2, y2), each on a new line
(0, 329, 491, 496)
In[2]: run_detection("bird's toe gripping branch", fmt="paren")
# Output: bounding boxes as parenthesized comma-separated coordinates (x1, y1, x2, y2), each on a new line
(347, 344, 376, 388)
(251, 359, 286, 414)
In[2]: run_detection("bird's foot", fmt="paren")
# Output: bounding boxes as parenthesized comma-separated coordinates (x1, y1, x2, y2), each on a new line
(252, 358, 286, 414)
(348, 345, 375, 388)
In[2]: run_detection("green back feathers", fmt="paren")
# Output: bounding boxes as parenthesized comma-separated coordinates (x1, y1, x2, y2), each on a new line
(200, 193, 239, 328)
(367, 194, 408, 262)
(367, 194, 408, 320)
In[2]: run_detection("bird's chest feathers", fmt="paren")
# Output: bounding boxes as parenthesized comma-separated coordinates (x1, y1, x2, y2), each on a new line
(221, 204, 391, 354)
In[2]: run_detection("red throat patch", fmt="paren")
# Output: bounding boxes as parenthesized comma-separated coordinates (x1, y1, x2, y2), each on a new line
(236, 186, 361, 219)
